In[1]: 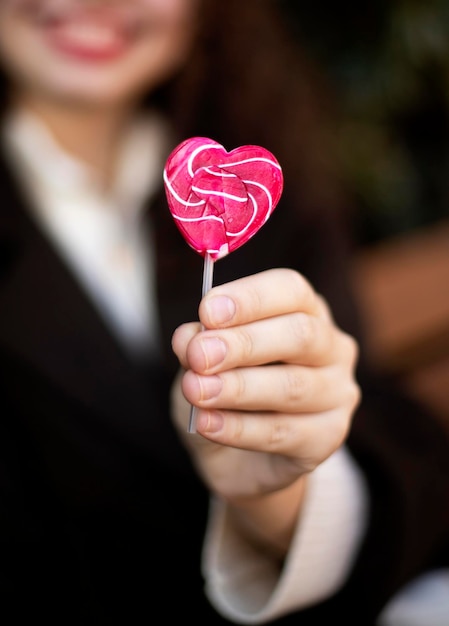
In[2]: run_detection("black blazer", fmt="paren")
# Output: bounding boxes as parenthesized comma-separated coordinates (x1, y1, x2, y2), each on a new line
(0, 145, 448, 625)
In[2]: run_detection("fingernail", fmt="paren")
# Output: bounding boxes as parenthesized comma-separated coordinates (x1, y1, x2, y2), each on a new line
(197, 375, 223, 400)
(197, 411, 224, 433)
(206, 296, 236, 325)
(200, 337, 227, 369)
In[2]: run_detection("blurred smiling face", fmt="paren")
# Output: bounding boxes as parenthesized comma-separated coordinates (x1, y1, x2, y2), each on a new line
(0, 0, 199, 108)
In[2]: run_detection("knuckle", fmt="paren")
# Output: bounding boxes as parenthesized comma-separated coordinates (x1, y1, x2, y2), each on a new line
(329, 409, 353, 448)
(284, 368, 307, 406)
(291, 270, 323, 311)
(230, 414, 245, 441)
(339, 330, 360, 367)
(315, 293, 333, 319)
(348, 335, 360, 364)
(348, 380, 362, 411)
(285, 267, 309, 291)
(337, 365, 361, 413)
(267, 419, 290, 450)
(229, 370, 247, 404)
(233, 329, 254, 361)
(290, 313, 314, 352)
(271, 267, 313, 305)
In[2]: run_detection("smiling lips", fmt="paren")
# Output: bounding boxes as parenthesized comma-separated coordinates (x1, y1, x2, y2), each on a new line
(45, 17, 131, 62)
(21, 1, 145, 63)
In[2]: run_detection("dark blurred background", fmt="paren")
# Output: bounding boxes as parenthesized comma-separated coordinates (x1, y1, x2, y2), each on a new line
(282, 0, 449, 244)
(281, 0, 449, 429)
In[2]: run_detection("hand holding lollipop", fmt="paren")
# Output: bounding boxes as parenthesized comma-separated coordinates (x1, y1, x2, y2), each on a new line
(167, 138, 360, 551)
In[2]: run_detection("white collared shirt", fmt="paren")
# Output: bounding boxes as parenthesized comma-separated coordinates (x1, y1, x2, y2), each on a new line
(3, 108, 169, 357)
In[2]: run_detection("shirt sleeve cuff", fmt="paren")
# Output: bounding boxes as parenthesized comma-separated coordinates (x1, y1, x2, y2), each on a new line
(202, 446, 369, 624)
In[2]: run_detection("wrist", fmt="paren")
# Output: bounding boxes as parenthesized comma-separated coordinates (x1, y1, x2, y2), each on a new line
(226, 475, 308, 560)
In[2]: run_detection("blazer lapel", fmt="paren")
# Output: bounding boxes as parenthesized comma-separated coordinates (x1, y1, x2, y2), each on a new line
(0, 149, 172, 440)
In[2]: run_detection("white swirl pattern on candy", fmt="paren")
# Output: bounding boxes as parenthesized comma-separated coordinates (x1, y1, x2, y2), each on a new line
(163, 137, 283, 260)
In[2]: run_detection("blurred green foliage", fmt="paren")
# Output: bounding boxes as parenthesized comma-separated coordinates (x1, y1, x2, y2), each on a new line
(282, 0, 449, 244)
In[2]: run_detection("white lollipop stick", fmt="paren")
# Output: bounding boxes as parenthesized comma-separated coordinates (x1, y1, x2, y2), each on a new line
(188, 252, 215, 433)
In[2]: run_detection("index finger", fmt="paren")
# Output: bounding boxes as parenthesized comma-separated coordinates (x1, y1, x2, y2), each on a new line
(199, 268, 323, 330)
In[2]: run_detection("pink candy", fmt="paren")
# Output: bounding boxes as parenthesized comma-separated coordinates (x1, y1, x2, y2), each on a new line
(163, 137, 283, 260)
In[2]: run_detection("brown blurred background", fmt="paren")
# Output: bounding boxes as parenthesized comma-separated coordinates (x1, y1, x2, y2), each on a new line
(282, 0, 449, 430)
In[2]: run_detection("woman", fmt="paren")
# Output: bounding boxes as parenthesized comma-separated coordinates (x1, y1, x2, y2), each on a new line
(0, 1, 447, 624)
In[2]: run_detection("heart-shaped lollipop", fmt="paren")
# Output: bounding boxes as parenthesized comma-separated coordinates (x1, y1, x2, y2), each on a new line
(163, 136, 283, 261)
